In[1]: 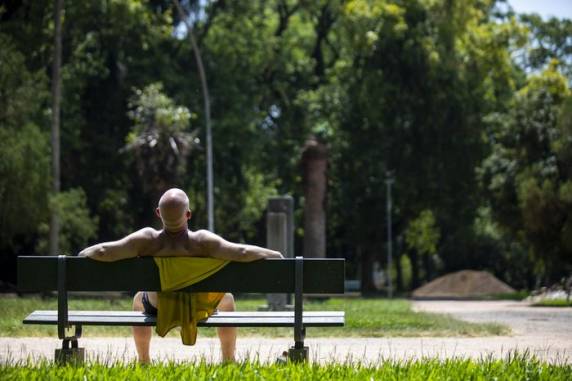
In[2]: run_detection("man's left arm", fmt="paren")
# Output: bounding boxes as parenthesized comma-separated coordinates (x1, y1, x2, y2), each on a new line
(196, 230, 283, 262)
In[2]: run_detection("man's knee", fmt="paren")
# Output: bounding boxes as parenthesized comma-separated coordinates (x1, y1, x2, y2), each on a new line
(218, 293, 235, 312)
(133, 292, 144, 312)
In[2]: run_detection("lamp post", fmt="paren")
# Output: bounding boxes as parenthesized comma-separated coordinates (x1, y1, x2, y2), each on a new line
(385, 171, 394, 298)
(173, 0, 214, 232)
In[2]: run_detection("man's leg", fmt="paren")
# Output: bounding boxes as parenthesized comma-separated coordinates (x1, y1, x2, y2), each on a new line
(216, 293, 236, 362)
(132, 292, 152, 363)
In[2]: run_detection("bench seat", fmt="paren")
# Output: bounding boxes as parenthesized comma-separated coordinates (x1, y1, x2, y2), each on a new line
(24, 310, 345, 327)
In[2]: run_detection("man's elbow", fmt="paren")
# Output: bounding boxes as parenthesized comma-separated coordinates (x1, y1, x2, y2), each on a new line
(80, 245, 111, 261)
(239, 247, 260, 262)
(270, 250, 284, 259)
(243, 248, 283, 261)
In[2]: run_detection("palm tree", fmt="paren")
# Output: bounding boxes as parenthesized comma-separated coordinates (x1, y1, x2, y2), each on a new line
(122, 83, 200, 205)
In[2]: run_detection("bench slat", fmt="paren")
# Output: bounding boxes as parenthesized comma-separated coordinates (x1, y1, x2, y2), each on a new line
(23, 311, 345, 327)
(18, 257, 345, 294)
(29, 310, 344, 317)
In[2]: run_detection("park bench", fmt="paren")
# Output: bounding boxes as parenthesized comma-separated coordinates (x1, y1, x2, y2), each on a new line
(18, 256, 345, 363)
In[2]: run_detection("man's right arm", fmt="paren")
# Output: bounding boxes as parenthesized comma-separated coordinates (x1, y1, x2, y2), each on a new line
(197, 230, 283, 262)
(78, 228, 155, 262)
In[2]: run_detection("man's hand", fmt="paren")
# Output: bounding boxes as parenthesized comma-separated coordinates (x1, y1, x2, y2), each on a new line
(197, 230, 284, 262)
(78, 228, 154, 262)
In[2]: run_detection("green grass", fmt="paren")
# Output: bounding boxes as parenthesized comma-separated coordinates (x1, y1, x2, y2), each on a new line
(0, 296, 508, 338)
(1, 355, 570, 380)
(532, 299, 572, 307)
(490, 291, 530, 301)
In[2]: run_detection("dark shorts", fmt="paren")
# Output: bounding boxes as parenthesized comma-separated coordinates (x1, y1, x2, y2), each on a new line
(141, 292, 158, 316)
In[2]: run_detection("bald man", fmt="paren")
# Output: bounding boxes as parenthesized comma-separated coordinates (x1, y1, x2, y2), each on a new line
(79, 188, 283, 363)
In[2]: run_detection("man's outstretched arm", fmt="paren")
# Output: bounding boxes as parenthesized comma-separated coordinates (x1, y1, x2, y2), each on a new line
(78, 228, 154, 262)
(197, 230, 283, 262)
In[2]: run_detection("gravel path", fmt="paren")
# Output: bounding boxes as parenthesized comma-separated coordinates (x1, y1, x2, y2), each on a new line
(412, 300, 572, 339)
(2, 301, 570, 364)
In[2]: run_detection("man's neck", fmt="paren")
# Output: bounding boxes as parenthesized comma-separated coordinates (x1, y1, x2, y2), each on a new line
(162, 225, 188, 235)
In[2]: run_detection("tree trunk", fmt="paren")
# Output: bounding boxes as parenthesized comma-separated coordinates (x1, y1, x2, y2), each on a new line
(395, 250, 403, 292)
(410, 249, 420, 290)
(423, 252, 433, 282)
(301, 136, 328, 258)
(49, 0, 63, 257)
(359, 245, 376, 293)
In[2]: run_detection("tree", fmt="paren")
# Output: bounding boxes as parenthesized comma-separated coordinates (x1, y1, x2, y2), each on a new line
(123, 83, 200, 226)
(405, 210, 441, 287)
(479, 65, 572, 282)
(49, 0, 64, 256)
(37, 188, 99, 255)
(2, 0, 568, 291)
(518, 14, 572, 81)
(0, 32, 51, 282)
(326, 0, 521, 290)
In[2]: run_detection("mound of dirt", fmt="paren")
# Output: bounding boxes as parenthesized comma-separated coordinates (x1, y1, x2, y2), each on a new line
(412, 270, 515, 299)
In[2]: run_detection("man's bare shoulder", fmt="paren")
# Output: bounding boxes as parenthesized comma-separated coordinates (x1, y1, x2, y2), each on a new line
(189, 229, 221, 245)
(191, 229, 216, 239)
(131, 227, 160, 241)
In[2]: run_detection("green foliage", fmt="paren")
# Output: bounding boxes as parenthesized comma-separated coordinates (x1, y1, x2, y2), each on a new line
(0, 124, 50, 249)
(123, 83, 199, 210)
(405, 210, 440, 256)
(0, 33, 50, 249)
(37, 189, 98, 255)
(1, 355, 571, 380)
(479, 66, 572, 279)
(1, 0, 572, 290)
(127, 83, 192, 138)
(326, 0, 525, 287)
(96, 188, 134, 239)
(519, 14, 572, 80)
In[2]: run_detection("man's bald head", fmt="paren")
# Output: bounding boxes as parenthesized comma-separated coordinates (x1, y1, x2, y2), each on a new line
(156, 188, 191, 231)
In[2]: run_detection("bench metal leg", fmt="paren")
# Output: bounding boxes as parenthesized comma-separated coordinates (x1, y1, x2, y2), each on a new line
(288, 346, 309, 362)
(55, 337, 85, 364)
(55, 324, 84, 364)
(289, 256, 308, 362)
(56, 257, 85, 364)
(289, 326, 308, 362)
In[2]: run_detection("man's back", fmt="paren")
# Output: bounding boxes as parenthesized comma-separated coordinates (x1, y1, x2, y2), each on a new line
(138, 229, 211, 258)
(79, 188, 282, 262)
(80, 227, 281, 262)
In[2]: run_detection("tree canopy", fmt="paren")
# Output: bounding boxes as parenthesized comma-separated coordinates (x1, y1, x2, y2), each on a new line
(0, 0, 570, 290)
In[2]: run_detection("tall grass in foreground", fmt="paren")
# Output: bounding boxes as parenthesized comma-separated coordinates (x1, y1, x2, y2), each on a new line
(1, 355, 571, 381)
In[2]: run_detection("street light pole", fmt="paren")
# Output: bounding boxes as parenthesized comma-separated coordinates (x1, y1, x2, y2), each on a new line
(385, 171, 394, 298)
(173, 0, 214, 232)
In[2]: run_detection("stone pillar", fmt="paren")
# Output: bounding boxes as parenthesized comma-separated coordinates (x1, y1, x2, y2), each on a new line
(301, 136, 328, 258)
(265, 196, 294, 310)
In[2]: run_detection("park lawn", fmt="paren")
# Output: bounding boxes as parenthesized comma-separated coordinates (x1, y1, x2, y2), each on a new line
(532, 299, 572, 307)
(1, 356, 570, 381)
(0, 296, 507, 338)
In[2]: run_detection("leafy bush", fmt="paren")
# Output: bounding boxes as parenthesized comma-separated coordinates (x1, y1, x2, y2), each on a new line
(37, 189, 98, 255)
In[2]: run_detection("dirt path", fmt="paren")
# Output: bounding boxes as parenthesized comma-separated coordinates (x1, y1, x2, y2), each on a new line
(413, 300, 572, 363)
(2, 301, 570, 364)
(412, 300, 572, 339)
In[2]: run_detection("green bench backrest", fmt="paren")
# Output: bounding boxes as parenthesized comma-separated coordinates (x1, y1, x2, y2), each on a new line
(18, 257, 345, 294)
